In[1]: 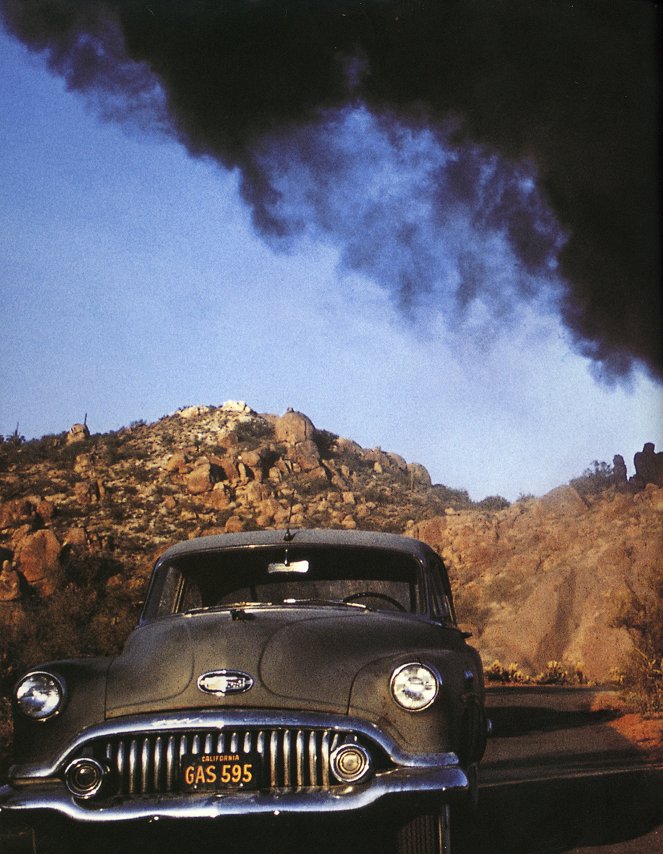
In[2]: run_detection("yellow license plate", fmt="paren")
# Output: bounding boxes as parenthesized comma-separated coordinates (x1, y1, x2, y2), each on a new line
(181, 753, 260, 791)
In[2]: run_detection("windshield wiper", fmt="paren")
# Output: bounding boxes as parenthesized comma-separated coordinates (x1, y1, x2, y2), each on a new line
(184, 602, 274, 616)
(278, 598, 368, 610)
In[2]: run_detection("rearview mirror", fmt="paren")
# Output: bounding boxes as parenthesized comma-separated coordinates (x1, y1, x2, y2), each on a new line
(267, 559, 309, 574)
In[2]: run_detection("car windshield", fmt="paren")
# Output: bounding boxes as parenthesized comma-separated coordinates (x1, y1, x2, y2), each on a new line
(144, 546, 422, 620)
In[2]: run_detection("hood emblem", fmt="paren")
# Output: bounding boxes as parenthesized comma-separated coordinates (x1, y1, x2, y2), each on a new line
(197, 670, 254, 696)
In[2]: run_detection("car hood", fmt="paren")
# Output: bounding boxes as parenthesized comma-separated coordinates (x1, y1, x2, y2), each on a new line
(105, 607, 445, 718)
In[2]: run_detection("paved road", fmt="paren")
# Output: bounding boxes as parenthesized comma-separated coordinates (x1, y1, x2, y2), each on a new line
(451, 686, 663, 854)
(481, 686, 658, 784)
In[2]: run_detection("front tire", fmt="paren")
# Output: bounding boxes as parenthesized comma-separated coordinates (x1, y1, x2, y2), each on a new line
(396, 804, 451, 854)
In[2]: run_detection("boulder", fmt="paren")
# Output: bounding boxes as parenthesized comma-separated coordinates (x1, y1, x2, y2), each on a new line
(16, 529, 61, 586)
(203, 485, 233, 511)
(407, 463, 432, 488)
(209, 454, 241, 482)
(221, 400, 253, 414)
(289, 439, 321, 472)
(335, 437, 363, 456)
(536, 485, 588, 516)
(74, 480, 101, 505)
(386, 452, 408, 471)
(242, 481, 270, 504)
(239, 449, 265, 469)
(73, 453, 94, 474)
(256, 498, 284, 523)
(0, 498, 38, 529)
(74, 480, 106, 507)
(0, 560, 21, 601)
(275, 410, 315, 445)
(164, 452, 188, 473)
(177, 405, 213, 419)
(185, 462, 224, 495)
(64, 527, 89, 548)
(224, 515, 247, 533)
(66, 422, 90, 445)
(36, 499, 55, 524)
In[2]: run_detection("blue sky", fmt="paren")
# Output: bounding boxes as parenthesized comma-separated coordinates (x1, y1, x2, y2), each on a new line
(1, 27, 661, 501)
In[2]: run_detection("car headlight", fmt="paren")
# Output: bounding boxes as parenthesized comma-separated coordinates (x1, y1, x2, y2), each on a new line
(15, 671, 65, 721)
(390, 663, 439, 711)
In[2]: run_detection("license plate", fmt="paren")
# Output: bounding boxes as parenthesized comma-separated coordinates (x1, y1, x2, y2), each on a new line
(181, 753, 260, 791)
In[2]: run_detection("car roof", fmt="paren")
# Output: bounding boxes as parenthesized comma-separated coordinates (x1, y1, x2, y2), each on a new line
(156, 528, 438, 565)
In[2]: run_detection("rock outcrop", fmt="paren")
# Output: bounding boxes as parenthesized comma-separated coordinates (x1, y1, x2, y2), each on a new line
(408, 484, 663, 680)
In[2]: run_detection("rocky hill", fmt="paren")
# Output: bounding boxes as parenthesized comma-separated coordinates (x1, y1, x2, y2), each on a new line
(0, 401, 661, 684)
(408, 484, 662, 680)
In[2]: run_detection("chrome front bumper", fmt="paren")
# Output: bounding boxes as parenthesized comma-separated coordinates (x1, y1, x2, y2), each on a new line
(0, 765, 468, 823)
(1, 710, 468, 824)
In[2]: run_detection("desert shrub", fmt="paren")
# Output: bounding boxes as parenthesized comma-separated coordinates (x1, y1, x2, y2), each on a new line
(361, 486, 387, 504)
(485, 659, 587, 685)
(313, 429, 338, 458)
(0, 553, 137, 690)
(533, 660, 588, 685)
(234, 419, 275, 447)
(534, 660, 569, 684)
(0, 432, 66, 469)
(611, 569, 663, 713)
(475, 495, 510, 511)
(430, 484, 473, 509)
(0, 576, 139, 777)
(485, 660, 529, 683)
(60, 550, 124, 591)
(570, 460, 613, 497)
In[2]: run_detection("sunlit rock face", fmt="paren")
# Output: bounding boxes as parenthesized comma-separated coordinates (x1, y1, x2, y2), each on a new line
(409, 485, 663, 681)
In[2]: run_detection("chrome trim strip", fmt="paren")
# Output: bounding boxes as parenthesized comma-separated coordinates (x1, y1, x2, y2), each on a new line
(308, 731, 317, 785)
(321, 731, 331, 787)
(283, 730, 291, 788)
(269, 731, 278, 788)
(153, 736, 163, 793)
(296, 730, 305, 787)
(166, 736, 176, 792)
(128, 739, 138, 795)
(141, 737, 150, 794)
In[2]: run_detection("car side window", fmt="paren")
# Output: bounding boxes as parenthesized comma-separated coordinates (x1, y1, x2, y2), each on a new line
(428, 558, 455, 624)
(180, 577, 203, 611)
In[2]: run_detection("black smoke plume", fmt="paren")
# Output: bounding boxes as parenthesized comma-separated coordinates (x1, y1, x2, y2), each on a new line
(2, 0, 660, 379)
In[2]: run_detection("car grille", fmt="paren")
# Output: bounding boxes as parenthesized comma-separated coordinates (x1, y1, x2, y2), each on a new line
(72, 727, 374, 796)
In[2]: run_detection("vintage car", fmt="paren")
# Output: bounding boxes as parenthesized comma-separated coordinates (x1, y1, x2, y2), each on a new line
(0, 529, 487, 853)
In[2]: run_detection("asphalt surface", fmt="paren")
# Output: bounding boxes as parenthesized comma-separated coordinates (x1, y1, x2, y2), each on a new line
(3, 687, 662, 853)
(453, 686, 663, 854)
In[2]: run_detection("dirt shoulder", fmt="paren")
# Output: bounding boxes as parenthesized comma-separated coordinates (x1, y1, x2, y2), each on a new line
(588, 691, 663, 763)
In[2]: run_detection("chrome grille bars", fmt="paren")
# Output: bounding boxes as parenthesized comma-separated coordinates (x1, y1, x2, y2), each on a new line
(88, 727, 349, 796)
